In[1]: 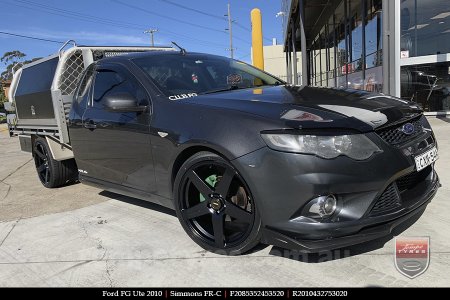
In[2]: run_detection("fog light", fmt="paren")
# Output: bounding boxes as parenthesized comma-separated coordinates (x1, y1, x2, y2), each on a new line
(318, 195, 337, 216)
(304, 194, 337, 219)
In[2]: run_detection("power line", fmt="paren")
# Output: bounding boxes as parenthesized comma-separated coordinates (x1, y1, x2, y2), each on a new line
(158, 0, 225, 21)
(159, 0, 253, 36)
(0, 0, 229, 49)
(237, 53, 251, 60)
(0, 31, 64, 44)
(4, 0, 258, 47)
(233, 35, 251, 44)
(157, 0, 260, 44)
(154, 29, 228, 49)
(112, 0, 227, 35)
(2, 0, 144, 30)
(234, 22, 272, 44)
(234, 22, 251, 32)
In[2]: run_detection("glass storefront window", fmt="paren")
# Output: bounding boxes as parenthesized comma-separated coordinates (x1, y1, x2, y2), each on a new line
(327, 16, 337, 87)
(400, 0, 450, 58)
(337, 23, 347, 79)
(400, 0, 450, 112)
(310, 44, 313, 85)
(401, 62, 450, 112)
(349, 0, 363, 73)
(314, 41, 321, 86)
(365, 0, 382, 68)
(285, 0, 449, 112)
(320, 33, 327, 87)
(308, 0, 382, 92)
(335, 1, 347, 83)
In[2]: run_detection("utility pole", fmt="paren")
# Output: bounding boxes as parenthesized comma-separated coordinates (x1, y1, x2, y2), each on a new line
(143, 29, 158, 46)
(225, 3, 235, 59)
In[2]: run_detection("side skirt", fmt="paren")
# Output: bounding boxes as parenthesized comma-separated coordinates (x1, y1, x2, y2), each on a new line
(79, 175, 174, 210)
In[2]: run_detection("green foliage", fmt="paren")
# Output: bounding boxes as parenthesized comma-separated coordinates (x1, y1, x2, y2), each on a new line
(1, 50, 26, 81)
(0, 88, 7, 110)
(1, 51, 26, 64)
(1, 50, 41, 81)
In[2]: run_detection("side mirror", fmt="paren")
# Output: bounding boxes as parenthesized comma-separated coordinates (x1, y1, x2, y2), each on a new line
(104, 93, 147, 113)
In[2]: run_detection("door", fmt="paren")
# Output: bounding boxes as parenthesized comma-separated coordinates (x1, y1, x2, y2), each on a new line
(79, 64, 156, 192)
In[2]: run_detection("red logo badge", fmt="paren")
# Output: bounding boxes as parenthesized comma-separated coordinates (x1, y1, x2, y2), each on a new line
(395, 236, 430, 278)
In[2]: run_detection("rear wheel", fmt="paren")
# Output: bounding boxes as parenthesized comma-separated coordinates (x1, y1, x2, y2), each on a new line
(174, 151, 261, 255)
(33, 137, 78, 188)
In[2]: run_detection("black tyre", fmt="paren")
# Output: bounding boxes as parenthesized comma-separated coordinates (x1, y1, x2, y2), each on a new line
(33, 137, 78, 188)
(174, 151, 261, 255)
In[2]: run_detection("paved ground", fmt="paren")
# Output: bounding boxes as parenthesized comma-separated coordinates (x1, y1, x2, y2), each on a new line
(0, 118, 450, 287)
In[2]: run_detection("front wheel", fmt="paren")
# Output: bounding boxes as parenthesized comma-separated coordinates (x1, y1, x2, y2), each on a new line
(174, 151, 261, 255)
(33, 137, 78, 188)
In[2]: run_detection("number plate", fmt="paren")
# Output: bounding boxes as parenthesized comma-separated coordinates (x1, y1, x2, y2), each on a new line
(414, 147, 438, 171)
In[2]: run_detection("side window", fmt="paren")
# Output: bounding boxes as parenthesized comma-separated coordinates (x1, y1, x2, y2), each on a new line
(75, 64, 95, 104)
(92, 68, 149, 109)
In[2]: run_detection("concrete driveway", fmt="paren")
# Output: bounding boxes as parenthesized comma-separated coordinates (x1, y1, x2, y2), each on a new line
(0, 118, 449, 287)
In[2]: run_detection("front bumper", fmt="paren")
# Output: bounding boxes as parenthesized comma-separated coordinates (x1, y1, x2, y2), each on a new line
(262, 173, 438, 252)
(232, 128, 439, 252)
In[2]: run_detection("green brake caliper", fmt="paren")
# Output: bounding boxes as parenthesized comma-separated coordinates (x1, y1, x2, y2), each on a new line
(200, 174, 218, 202)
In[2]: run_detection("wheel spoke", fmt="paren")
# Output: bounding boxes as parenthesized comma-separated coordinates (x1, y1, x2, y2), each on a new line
(35, 148, 45, 160)
(212, 213, 225, 248)
(37, 164, 46, 173)
(182, 202, 210, 220)
(188, 170, 213, 199)
(44, 168, 49, 183)
(215, 167, 235, 196)
(225, 203, 252, 223)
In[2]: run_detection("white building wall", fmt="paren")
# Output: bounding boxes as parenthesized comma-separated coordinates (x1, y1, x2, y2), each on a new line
(262, 45, 302, 82)
(262, 45, 331, 85)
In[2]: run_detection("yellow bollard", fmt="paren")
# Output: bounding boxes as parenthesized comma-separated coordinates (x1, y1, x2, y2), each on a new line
(251, 8, 264, 71)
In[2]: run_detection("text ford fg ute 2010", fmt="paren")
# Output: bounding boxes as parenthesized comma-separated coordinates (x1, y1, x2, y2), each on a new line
(7, 45, 439, 255)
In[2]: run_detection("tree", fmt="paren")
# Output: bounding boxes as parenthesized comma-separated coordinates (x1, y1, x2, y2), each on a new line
(1, 51, 42, 81)
(1, 51, 26, 64)
(0, 85, 7, 111)
(1, 50, 26, 81)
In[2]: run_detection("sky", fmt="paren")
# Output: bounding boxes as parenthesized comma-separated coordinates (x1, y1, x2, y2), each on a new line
(0, 0, 284, 74)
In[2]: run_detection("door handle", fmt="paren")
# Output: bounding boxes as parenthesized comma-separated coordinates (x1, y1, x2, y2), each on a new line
(83, 120, 97, 130)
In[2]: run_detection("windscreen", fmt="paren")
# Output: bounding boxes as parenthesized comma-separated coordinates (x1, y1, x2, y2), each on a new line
(133, 54, 284, 98)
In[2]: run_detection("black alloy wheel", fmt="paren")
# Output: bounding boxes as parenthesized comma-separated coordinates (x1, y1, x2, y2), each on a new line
(174, 152, 261, 255)
(33, 137, 78, 188)
(34, 140, 51, 186)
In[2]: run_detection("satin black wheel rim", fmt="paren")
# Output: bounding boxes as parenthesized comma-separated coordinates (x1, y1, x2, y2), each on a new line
(34, 143, 50, 184)
(179, 161, 255, 249)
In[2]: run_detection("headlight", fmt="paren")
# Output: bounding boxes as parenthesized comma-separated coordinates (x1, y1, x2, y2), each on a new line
(261, 133, 382, 160)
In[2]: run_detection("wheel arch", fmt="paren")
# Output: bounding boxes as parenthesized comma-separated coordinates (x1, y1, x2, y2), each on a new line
(171, 145, 262, 255)
(31, 135, 74, 161)
(170, 145, 230, 191)
(44, 136, 74, 161)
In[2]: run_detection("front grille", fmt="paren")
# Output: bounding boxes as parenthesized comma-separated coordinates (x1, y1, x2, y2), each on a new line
(396, 166, 431, 192)
(376, 117, 423, 145)
(369, 183, 401, 216)
(369, 166, 432, 216)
